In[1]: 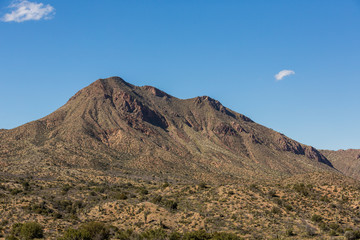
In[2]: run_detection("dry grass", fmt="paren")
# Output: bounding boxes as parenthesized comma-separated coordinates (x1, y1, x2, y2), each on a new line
(0, 171, 360, 239)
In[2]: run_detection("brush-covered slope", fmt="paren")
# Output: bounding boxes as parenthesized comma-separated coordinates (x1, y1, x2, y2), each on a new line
(0, 77, 334, 182)
(321, 149, 360, 181)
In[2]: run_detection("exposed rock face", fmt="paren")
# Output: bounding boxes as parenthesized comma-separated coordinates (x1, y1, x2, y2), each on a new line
(273, 133, 333, 166)
(0, 77, 335, 182)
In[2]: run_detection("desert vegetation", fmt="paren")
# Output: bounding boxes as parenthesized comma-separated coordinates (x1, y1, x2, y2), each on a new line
(1, 172, 360, 239)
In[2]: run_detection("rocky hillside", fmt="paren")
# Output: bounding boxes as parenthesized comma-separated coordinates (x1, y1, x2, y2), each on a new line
(321, 149, 360, 181)
(0, 77, 334, 183)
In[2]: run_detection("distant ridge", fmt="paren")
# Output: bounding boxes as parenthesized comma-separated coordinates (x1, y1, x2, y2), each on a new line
(321, 149, 360, 181)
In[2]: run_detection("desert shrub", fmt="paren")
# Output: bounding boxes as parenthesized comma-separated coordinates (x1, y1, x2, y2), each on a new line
(10, 189, 22, 195)
(114, 192, 128, 200)
(52, 212, 63, 219)
(198, 182, 208, 189)
(249, 183, 258, 191)
(284, 203, 293, 211)
(141, 228, 167, 240)
(311, 214, 323, 223)
(81, 222, 110, 240)
(319, 222, 329, 232)
(10, 222, 43, 240)
(212, 232, 241, 240)
(293, 183, 311, 196)
(21, 181, 31, 191)
(139, 188, 149, 195)
(20, 222, 43, 239)
(116, 229, 139, 240)
(320, 195, 330, 202)
(1, 220, 9, 226)
(272, 198, 282, 205)
(60, 222, 110, 240)
(5, 235, 18, 240)
(95, 186, 107, 193)
(163, 199, 178, 210)
(151, 195, 162, 204)
(10, 223, 23, 236)
(305, 225, 317, 237)
(329, 230, 338, 236)
(344, 230, 358, 240)
(285, 228, 296, 236)
(183, 230, 211, 240)
(329, 223, 340, 230)
(271, 206, 281, 215)
(27, 201, 52, 216)
(54, 200, 84, 215)
(151, 196, 178, 210)
(162, 182, 170, 188)
(59, 228, 90, 240)
(267, 190, 277, 198)
(227, 191, 235, 196)
(61, 185, 71, 195)
(169, 231, 181, 240)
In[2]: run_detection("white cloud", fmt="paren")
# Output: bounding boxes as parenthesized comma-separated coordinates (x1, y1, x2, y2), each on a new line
(2, 0, 55, 23)
(275, 69, 295, 81)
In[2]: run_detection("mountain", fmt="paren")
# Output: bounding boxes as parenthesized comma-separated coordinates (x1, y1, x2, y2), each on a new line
(321, 149, 360, 181)
(0, 77, 335, 183)
(3, 77, 360, 239)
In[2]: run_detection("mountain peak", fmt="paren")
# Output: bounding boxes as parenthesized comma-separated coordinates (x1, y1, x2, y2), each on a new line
(0, 76, 336, 183)
(140, 85, 172, 98)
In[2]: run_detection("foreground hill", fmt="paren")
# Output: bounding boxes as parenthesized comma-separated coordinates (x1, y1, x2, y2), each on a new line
(1, 171, 360, 239)
(0, 77, 334, 183)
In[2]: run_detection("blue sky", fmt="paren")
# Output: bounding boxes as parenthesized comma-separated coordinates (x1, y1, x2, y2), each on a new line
(0, 0, 359, 150)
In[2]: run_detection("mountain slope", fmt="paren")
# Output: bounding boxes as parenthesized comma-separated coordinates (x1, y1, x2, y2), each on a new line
(321, 149, 360, 181)
(0, 77, 335, 182)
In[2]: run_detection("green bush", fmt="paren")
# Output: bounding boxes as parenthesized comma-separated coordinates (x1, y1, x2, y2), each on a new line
(285, 228, 296, 237)
(151, 195, 162, 204)
(293, 183, 311, 196)
(10, 189, 22, 195)
(183, 230, 212, 240)
(141, 228, 167, 240)
(344, 230, 356, 240)
(54, 200, 84, 215)
(163, 199, 178, 210)
(198, 183, 208, 189)
(212, 232, 241, 240)
(5, 235, 18, 240)
(10, 223, 23, 236)
(81, 222, 110, 240)
(59, 222, 110, 240)
(27, 202, 53, 216)
(116, 229, 138, 240)
(60, 228, 90, 240)
(61, 185, 71, 195)
(169, 231, 181, 240)
(21, 181, 31, 191)
(15, 222, 43, 240)
(114, 192, 128, 200)
(311, 214, 323, 223)
(271, 206, 281, 215)
(267, 190, 277, 198)
(139, 188, 149, 195)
